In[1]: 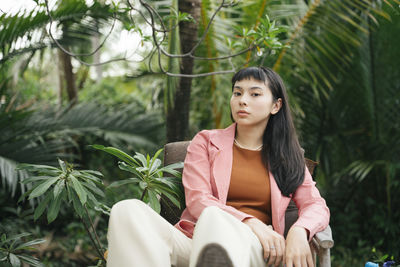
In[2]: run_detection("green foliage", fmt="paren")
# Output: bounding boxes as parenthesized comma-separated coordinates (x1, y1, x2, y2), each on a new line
(92, 145, 184, 213)
(289, 2, 400, 264)
(17, 159, 105, 223)
(237, 15, 288, 52)
(0, 233, 45, 267)
(0, 0, 116, 63)
(0, 102, 163, 199)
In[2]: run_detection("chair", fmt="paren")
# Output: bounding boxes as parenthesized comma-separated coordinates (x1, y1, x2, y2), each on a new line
(161, 141, 334, 267)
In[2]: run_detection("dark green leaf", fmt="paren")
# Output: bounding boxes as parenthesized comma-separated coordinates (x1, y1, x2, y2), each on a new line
(139, 181, 147, 190)
(17, 255, 43, 267)
(15, 239, 46, 250)
(148, 148, 163, 173)
(81, 170, 103, 176)
(134, 152, 148, 167)
(82, 180, 104, 197)
(149, 158, 162, 175)
(53, 179, 65, 200)
(58, 159, 67, 172)
(91, 145, 139, 166)
(28, 177, 59, 199)
(150, 179, 180, 196)
(70, 189, 84, 217)
(17, 188, 34, 203)
(34, 193, 52, 221)
(9, 253, 21, 267)
(118, 162, 142, 177)
(70, 175, 87, 205)
(17, 164, 59, 172)
(75, 171, 103, 183)
(21, 176, 54, 184)
(94, 203, 111, 216)
(4, 233, 31, 243)
(161, 190, 181, 209)
(108, 178, 141, 188)
(47, 189, 65, 223)
(147, 190, 161, 213)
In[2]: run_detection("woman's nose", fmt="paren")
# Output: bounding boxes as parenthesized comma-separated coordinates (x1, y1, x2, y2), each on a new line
(239, 95, 248, 106)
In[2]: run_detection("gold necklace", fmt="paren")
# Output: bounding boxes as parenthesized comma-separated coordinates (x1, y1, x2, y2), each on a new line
(234, 138, 263, 151)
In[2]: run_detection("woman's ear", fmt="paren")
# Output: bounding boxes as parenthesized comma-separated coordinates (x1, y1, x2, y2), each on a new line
(271, 98, 282, 114)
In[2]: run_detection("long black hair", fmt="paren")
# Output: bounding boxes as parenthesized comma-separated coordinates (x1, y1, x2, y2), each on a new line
(231, 66, 305, 197)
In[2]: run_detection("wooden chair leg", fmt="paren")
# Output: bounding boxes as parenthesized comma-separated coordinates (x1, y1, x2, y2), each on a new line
(318, 248, 331, 267)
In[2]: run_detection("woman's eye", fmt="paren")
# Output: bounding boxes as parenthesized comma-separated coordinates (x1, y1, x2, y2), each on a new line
(233, 92, 241, 96)
(252, 93, 261, 96)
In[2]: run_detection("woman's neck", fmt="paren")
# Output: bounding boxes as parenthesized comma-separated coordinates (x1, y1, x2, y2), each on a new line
(235, 123, 265, 150)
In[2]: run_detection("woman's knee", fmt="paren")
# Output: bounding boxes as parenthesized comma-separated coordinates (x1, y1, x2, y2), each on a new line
(110, 199, 146, 218)
(199, 206, 223, 221)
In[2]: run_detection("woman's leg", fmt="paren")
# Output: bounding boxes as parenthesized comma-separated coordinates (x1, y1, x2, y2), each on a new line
(107, 199, 192, 267)
(190, 206, 266, 267)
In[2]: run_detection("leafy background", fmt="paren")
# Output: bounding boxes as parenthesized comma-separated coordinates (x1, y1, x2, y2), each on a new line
(1, 0, 399, 266)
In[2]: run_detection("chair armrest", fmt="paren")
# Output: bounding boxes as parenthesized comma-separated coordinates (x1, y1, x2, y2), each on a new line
(313, 225, 334, 249)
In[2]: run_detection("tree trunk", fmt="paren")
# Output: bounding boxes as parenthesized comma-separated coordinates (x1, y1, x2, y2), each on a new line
(57, 50, 65, 107)
(166, 0, 201, 142)
(59, 49, 78, 104)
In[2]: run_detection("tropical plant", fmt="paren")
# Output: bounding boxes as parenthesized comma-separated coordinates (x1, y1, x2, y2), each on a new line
(272, 0, 400, 262)
(0, 0, 117, 63)
(0, 232, 45, 267)
(92, 145, 184, 213)
(0, 101, 164, 198)
(17, 159, 107, 263)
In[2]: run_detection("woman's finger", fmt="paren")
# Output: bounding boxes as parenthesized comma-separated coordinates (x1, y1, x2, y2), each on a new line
(286, 257, 293, 267)
(262, 241, 271, 262)
(279, 237, 286, 265)
(294, 257, 301, 267)
(267, 242, 277, 266)
(306, 251, 314, 267)
(273, 240, 284, 267)
(301, 256, 307, 267)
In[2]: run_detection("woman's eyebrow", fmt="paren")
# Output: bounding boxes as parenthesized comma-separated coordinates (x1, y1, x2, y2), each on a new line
(233, 86, 263, 90)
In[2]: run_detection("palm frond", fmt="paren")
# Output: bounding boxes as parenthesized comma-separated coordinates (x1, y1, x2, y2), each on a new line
(0, 0, 116, 63)
(273, 0, 393, 95)
(0, 102, 164, 198)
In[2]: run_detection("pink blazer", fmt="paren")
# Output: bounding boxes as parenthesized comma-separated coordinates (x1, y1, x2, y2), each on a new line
(175, 124, 330, 241)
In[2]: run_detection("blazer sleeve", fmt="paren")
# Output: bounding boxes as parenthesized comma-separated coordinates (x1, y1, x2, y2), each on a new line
(292, 166, 330, 241)
(182, 131, 254, 222)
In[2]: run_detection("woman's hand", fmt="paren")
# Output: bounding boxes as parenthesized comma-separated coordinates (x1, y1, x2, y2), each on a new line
(243, 218, 285, 267)
(285, 226, 313, 267)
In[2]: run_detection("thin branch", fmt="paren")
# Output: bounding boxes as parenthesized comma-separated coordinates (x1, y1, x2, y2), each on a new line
(140, 188, 147, 201)
(163, 69, 236, 78)
(79, 214, 106, 263)
(156, 0, 230, 58)
(84, 205, 103, 255)
(129, 0, 179, 33)
(43, 0, 137, 66)
(189, 46, 254, 60)
(44, 0, 116, 57)
(40, 0, 253, 77)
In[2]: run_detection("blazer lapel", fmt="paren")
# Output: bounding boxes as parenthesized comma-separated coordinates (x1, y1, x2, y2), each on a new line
(210, 123, 236, 202)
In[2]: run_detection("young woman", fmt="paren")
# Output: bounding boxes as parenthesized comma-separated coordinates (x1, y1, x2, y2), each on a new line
(106, 66, 330, 267)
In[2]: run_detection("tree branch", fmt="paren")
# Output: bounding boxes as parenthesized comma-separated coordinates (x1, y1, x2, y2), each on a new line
(41, 0, 255, 77)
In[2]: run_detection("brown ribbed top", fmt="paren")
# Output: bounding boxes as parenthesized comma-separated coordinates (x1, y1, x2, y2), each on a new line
(226, 143, 272, 224)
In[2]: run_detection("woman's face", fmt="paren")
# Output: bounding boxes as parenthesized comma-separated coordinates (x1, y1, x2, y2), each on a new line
(230, 77, 281, 128)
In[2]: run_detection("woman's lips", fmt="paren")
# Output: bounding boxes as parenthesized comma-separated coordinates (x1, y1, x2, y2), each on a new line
(237, 111, 249, 117)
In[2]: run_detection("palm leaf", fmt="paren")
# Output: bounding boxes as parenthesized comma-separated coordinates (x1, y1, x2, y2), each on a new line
(0, 102, 164, 199)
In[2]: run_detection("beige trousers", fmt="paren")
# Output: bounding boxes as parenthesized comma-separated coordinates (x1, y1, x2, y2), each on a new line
(106, 199, 268, 267)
